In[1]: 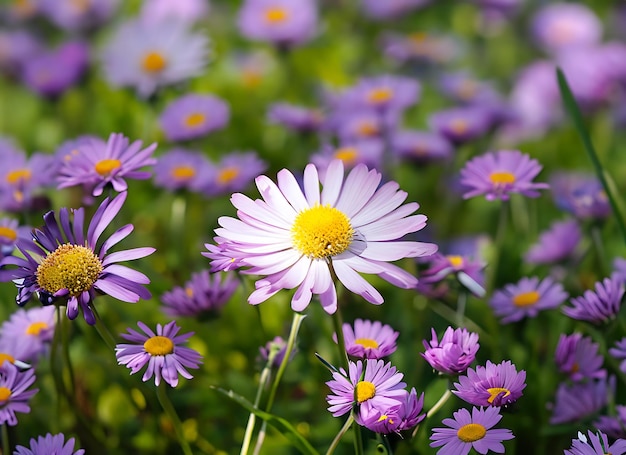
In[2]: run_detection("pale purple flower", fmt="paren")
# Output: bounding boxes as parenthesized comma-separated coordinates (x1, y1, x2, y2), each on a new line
(340, 75, 421, 112)
(419, 253, 486, 297)
(0, 217, 31, 263)
(550, 377, 614, 424)
(439, 72, 501, 106)
(310, 141, 384, 180)
(0, 30, 41, 76)
(422, 326, 479, 375)
(429, 107, 492, 145)
(325, 359, 407, 424)
(525, 219, 581, 264)
(0, 362, 37, 426)
(38, 0, 118, 31)
(56, 132, 157, 197)
(1, 192, 155, 325)
(333, 110, 386, 142)
(382, 31, 460, 65)
(550, 172, 611, 220)
(392, 130, 453, 164)
(153, 148, 216, 193)
(161, 270, 238, 318)
(595, 406, 626, 440)
(202, 237, 246, 273)
(460, 150, 549, 201)
(0, 306, 56, 364)
(453, 360, 526, 407)
(159, 94, 230, 142)
(208, 160, 437, 313)
(140, 0, 209, 25)
(102, 19, 209, 98)
(430, 406, 514, 455)
(489, 276, 568, 323)
(361, 388, 425, 434)
(202, 152, 267, 197)
(563, 275, 625, 323)
(609, 337, 626, 373)
(116, 321, 203, 387)
(564, 430, 626, 455)
(259, 336, 294, 368)
(13, 432, 85, 455)
(338, 319, 399, 359)
(555, 333, 606, 381)
(267, 103, 324, 133)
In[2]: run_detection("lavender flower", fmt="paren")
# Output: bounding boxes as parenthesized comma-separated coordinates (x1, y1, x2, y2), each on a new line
(595, 406, 626, 440)
(0, 363, 37, 426)
(422, 326, 480, 375)
(361, 388, 425, 434)
(563, 275, 625, 324)
(338, 319, 399, 359)
(152, 148, 216, 193)
(391, 130, 453, 164)
(0, 306, 56, 364)
(524, 219, 581, 265)
(140, 0, 209, 25)
(0, 217, 31, 263)
(13, 432, 85, 455)
(428, 107, 492, 145)
(550, 377, 614, 424)
(310, 141, 384, 180)
(564, 430, 626, 455)
(259, 336, 293, 368)
(267, 103, 324, 133)
(38, 0, 118, 31)
(159, 94, 230, 142)
(202, 152, 267, 197)
(609, 337, 626, 374)
(555, 333, 606, 381)
(550, 172, 611, 220)
(453, 360, 526, 407)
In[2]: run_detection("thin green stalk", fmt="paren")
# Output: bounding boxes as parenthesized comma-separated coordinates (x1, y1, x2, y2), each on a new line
(331, 309, 349, 372)
(60, 313, 76, 392)
(590, 225, 608, 277)
(325, 415, 354, 455)
(240, 354, 275, 455)
(156, 383, 193, 455)
(426, 389, 453, 418)
(92, 305, 116, 351)
(486, 201, 509, 294)
(2, 423, 9, 455)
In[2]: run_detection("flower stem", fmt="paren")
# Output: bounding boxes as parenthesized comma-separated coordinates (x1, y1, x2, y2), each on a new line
(92, 305, 117, 351)
(426, 389, 453, 418)
(2, 423, 9, 455)
(325, 414, 354, 455)
(240, 355, 275, 455)
(331, 309, 349, 372)
(156, 383, 193, 455)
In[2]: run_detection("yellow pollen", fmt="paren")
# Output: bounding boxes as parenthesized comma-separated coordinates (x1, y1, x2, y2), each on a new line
(144, 336, 174, 356)
(333, 147, 358, 164)
(357, 121, 378, 137)
(367, 87, 393, 105)
(265, 7, 288, 23)
(171, 166, 196, 181)
(0, 387, 11, 403)
(355, 381, 376, 403)
(487, 387, 511, 404)
(457, 423, 487, 442)
(6, 169, 31, 185)
(13, 190, 24, 203)
(184, 112, 206, 128)
(217, 167, 240, 185)
(489, 171, 516, 186)
(355, 338, 379, 349)
(36, 244, 103, 296)
(26, 321, 48, 336)
(0, 354, 14, 365)
(449, 119, 468, 135)
(185, 287, 194, 297)
(291, 205, 354, 259)
(142, 51, 167, 73)
(447, 255, 464, 268)
(513, 291, 540, 307)
(0, 226, 17, 242)
(94, 159, 122, 176)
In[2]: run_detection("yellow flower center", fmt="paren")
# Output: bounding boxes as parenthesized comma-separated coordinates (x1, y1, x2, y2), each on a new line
(355, 381, 376, 403)
(457, 423, 487, 442)
(489, 171, 516, 186)
(291, 205, 354, 259)
(185, 287, 194, 297)
(142, 51, 167, 73)
(487, 387, 511, 404)
(26, 321, 48, 336)
(36, 244, 103, 296)
(0, 387, 11, 403)
(513, 291, 540, 307)
(0, 226, 17, 242)
(171, 166, 196, 181)
(377, 414, 394, 424)
(357, 121, 379, 137)
(449, 119, 468, 135)
(447, 255, 464, 268)
(184, 112, 206, 128)
(94, 159, 122, 177)
(6, 169, 31, 185)
(265, 7, 288, 23)
(367, 87, 393, 105)
(144, 336, 174, 356)
(0, 353, 15, 365)
(333, 147, 358, 165)
(217, 167, 240, 185)
(355, 338, 379, 349)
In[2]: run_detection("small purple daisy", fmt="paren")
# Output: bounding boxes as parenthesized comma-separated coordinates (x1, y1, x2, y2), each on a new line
(531, 3, 601, 54)
(563, 275, 625, 324)
(453, 360, 526, 407)
(361, 387, 425, 434)
(564, 430, 626, 455)
(555, 333, 606, 381)
(0, 362, 38, 426)
(489, 276, 568, 323)
(338, 319, 399, 359)
(550, 377, 614, 424)
(259, 336, 294, 368)
(310, 141, 384, 180)
(202, 152, 267, 197)
(38, 0, 117, 31)
(267, 103, 324, 133)
(595, 406, 626, 440)
(0, 217, 31, 263)
(159, 94, 230, 142)
(13, 432, 85, 455)
(153, 148, 216, 193)
(115, 321, 203, 387)
(550, 172, 611, 220)
(341, 75, 421, 113)
(460, 150, 549, 201)
(56, 132, 157, 197)
(1, 192, 155, 325)
(422, 326, 480, 375)
(391, 130, 453, 164)
(524, 219, 581, 264)
(430, 406, 514, 455)
(419, 253, 486, 297)
(428, 107, 492, 146)
(0, 306, 56, 364)
(609, 337, 626, 374)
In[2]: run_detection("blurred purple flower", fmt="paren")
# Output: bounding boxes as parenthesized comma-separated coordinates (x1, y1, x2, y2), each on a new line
(340, 75, 421, 113)
(525, 219, 581, 265)
(550, 376, 614, 424)
(609, 337, 626, 374)
(14, 432, 85, 455)
(38, 0, 118, 31)
(310, 141, 384, 179)
(453, 360, 526, 407)
(267, 103, 324, 133)
(140, 0, 209, 25)
(550, 172, 611, 220)
(202, 237, 246, 273)
(595, 406, 626, 440)
(391, 130, 453, 164)
(259, 336, 294, 368)
(153, 148, 215, 193)
(116, 321, 203, 387)
(0, 306, 56, 364)
(0, 30, 41, 76)
(202, 152, 267, 197)
(563, 275, 625, 324)
(337, 319, 399, 359)
(0, 362, 37, 426)
(382, 32, 460, 65)
(419, 253, 485, 297)
(362, 388, 425, 434)
(428, 107, 492, 145)
(361, 0, 429, 20)
(0, 217, 31, 264)
(159, 94, 230, 142)
(564, 430, 626, 455)
(555, 333, 606, 382)
(422, 326, 479, 375)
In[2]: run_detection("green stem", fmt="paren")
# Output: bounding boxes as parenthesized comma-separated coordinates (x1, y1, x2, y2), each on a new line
(240, 355, 275, 455)
(2, 423, 9, 455)
(325, 415, 354, 455)
(590, 224, 608, 277)
(92, 305, 117, 351)
(426, 389, 453, 419)
(331, 309, 349, 372)
(156, 383, 193, 455)
(61, 313, 76, 392)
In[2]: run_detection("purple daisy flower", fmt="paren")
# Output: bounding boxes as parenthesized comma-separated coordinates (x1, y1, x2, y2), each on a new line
(102, 19, 209, 98)
(609, 337, 626, 374)
(460, 150, 549, 201)
(0, 362, 37, 426)
(332, 109, 386, 142)
(525, 219, 581, 265)
(115, 321, 203, 387)
(0, 306, 56, 364)
(259, 336, 294, 368)
(391, 130, 453, 164)
(153, 148, 216, 193)
(555, 333, 606, 381)
(202, 152, 267, 197)
(419, 253, 486, 297)
(422, 326, 480, 375)
(56, 132, 157, 197)
(0, 217, 31, 263)
(338, 319, 399, 359)
(159, 94, 230, 142)
(140, 0, 209, 25)
(161, 270, 238, 318)
(453, 360, 526, 407)
(563, 275, 625, 324)
(382, 31, 460, 66)
(565, 430, 626, 455)
(267, 103, 325, 133)
(202, 237, 246, 273)
(38, 0, 118, 31)
(428, 107, 492, 146)
(0, 30, 41, 76)
(13, 432, 85, 455)
(237, 0, 317, 48)
(550, 377, 614, 424)
(341, 75, 421, 113)
(550, 172, 611, 220)
(310, 141, 384, 180)
(208, 160, 437, 313)
(1, 192, 155, 325)
(325, 359, 407, 424)
(430, 406, 514, 455)
(361, 387, 425, 434)
(489, 276, 568, 323)
(595, 406, 626, 440)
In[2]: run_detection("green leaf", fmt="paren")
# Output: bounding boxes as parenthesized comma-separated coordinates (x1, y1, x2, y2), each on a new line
(211, 386, 319, 455)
